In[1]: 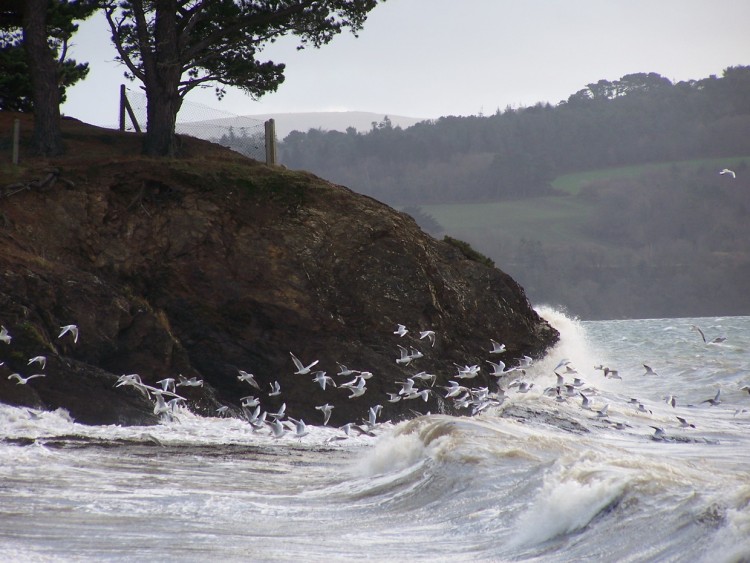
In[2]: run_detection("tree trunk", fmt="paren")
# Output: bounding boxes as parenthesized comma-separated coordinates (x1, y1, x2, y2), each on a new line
(142, 0, 181, 157)
(22, 0, 64, 157)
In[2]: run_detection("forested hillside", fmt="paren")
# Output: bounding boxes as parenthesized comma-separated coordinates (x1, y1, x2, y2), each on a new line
(280, 67, 750, 205)
(278, 67, 750, 319)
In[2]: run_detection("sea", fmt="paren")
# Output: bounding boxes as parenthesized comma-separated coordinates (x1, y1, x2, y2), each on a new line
(1, 307, 749, 562)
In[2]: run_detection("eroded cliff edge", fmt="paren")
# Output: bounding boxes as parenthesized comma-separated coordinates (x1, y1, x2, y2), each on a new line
(0, 113, 558, 426)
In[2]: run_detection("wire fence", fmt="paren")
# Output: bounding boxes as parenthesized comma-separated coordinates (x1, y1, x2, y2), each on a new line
(121, 87, 267, 162)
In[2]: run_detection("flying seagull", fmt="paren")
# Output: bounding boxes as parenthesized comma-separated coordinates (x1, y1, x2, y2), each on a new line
(290, 352, 319, 375)
(8, 373, 46, 385)
(0, 325, 11, 344)
(27, 356, 47, 370)
(58, 324, 79, 343)
(394, 324, 408, 337)
(719, 168, 736, 179)
(419, 330, 436, 347)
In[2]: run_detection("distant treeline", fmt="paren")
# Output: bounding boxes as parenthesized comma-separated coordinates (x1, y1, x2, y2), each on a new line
(279, 67, 750, 206)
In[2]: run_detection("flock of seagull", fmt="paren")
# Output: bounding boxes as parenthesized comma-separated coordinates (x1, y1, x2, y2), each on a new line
(2, 319, 747, 442)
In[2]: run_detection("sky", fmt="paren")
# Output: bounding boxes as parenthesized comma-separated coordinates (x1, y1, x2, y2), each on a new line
(61, 0, 750, 127)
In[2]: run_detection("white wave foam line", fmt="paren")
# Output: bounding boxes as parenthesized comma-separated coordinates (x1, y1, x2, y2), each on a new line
(508, 462, 628, 548)
(533, 305, 603, 378)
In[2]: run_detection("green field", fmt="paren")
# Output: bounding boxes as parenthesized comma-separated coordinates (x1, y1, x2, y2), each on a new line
(421, 156, 750, 246)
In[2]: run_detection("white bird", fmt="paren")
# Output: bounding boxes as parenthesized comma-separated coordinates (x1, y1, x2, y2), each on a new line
(58, 324, 79, 343)
(396, 345, 413, 365)
(312, 371, 336, 390)
(0, 325, 11, 344)
(486, 359, 514, 377)
(27, 356, 47, 370)
(595, 403, 609, 418)
(405, 389, 431, 401)
(386, 391, 402, 403)
(419, 330, 436, 347)
(443, 380, 469, 398)
(642, 364, 658, 376)
(665, 394, 677, 408)
(515, 381, 534, 393)
(368, 405, 383, 427)
(290, 352, 319, 375)
(336, 363, 359, 377)
(455, 364, 481, 379)
(288, 417, 309, 438)
(315, 403, 334, 425)
(156, 378, 176, 393)
(579, 391, 592, 410)
(237, 370, 260, 389)
(691, 324, 726, 344)
(603, 367, 621, 379)
(650, 426, 667, 440)
(269, 419, 286, 438)
(489, 339, 506, 354)
(397, 377, 416, 396)
(241, 395, 260, 408)
(719, 168, 736, 179)
(394, 324, 408, 337)
(701, 388, 721, 406)
(216, 405, 230, 416)
(176, 376, 203, 387)
(347, 378, 367, 398)
(676, 416, 695, 429)
(554, 358, 571, 371)
(8, 373, 46, 385)
(412, 371, 437, 386)
(268, 402, 286, 420)
(268, 380, 282, 397)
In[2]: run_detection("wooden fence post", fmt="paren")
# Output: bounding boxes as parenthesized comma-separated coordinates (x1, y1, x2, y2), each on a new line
(12, 118, 20, 165)
(119, 85, 142, 133)
(265, 118, 277, 165)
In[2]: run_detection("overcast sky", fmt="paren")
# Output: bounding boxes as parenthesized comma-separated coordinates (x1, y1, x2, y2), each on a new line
(61, 0, 749, 126)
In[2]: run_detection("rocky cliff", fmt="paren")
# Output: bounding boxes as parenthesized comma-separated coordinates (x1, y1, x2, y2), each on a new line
(0, 112, 558, 426)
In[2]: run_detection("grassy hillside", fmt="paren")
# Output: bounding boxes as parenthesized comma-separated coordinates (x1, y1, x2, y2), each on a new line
(422, 156, 750, 245)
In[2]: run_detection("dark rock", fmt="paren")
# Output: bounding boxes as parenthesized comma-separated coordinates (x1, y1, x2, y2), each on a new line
(0, 113, 558, 426)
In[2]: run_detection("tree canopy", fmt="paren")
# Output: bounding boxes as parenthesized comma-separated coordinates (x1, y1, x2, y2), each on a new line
(0, 0, 97, 155)
(104, 0, 382, 156)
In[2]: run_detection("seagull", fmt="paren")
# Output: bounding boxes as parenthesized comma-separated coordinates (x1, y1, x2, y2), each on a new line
(443, 380, 468, 399)
(27, 356, 47, 370)
(489, 339, 506, 354)
(603, 367, 621, 380)
(8, 373, 46, 384)
(595, 403, 609, 418)
(676, 416, 695, 428)
(691, 324, 726, 344)
(216, 405, 230, 416)
(701, 389, 721, 406)
(642, 364, 658, 376)
(0, 325, 11, 344)
(267, 402, 286, 420)
(290, 352, 319, 375)
(396, 345, 413, 366)
(579, 391, 592, 410)
(268, 380, 282, 397)
(650, 426, 667, 440)
(156, 378, 176, 393)
(237, 370, 260, 389)
(58, 324, 79, 343)
(269, 418, 286, 438)
(419, 330, 436, 347)
(665, 395, 677, 408)
(241, 395, 260, 408)
(336, 363, 359, 377)
(397, 377, 416, 396)
(455, 364, 481, 379)
(412, 371, 437, 386)
(405, 389, 431, 401)
(287, 417, 309, 438)
(347, 379, 367, 398)
(554, 358, 571, 371)
(368, 405, 383, 427)
(312, 371, 336, 390)
(719, 168, 736, 179)
(176, 376, 203, 387)
(386, 391, 402, 403)
(486, 359, 514, 377)
(394, 324, 408, 337)
(316, 403, 334, 426)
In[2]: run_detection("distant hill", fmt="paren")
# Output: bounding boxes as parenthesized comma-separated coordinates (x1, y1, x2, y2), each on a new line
(176, 111, 428, 141)
(247, 111, 428, 139)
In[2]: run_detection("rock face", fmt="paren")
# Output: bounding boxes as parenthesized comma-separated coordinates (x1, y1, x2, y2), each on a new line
(0, 113, 558, 426)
